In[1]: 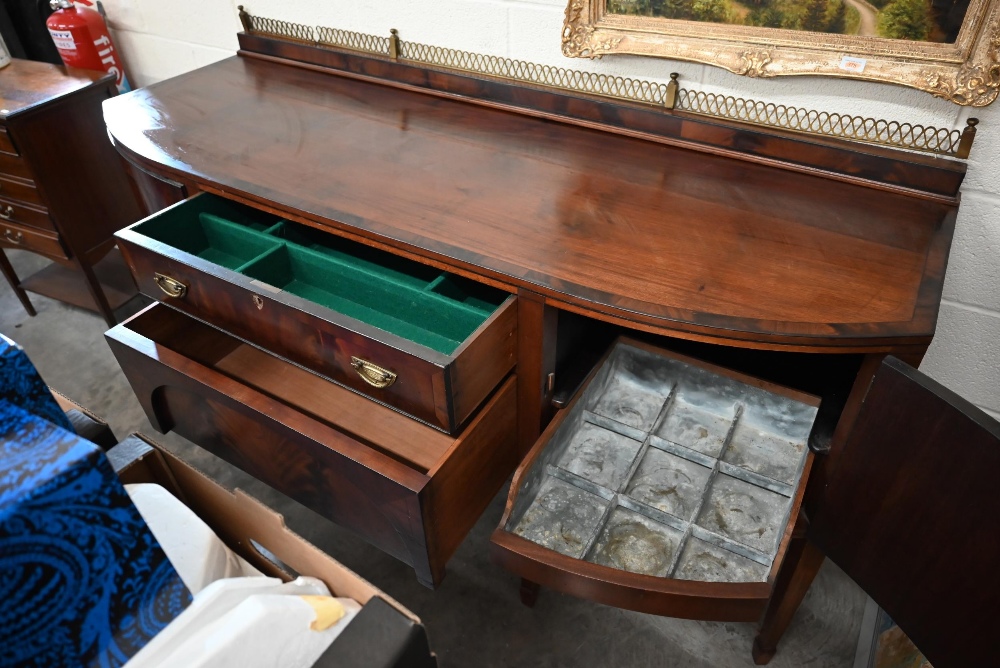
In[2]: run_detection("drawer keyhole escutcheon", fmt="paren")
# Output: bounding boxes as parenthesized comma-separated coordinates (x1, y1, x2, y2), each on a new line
(153, 272, 187, 298)
(4, 229, 22, 244)
(0, 205, 13, 220)
(350, 356, 397, 389)
(253, 294, 264, 310)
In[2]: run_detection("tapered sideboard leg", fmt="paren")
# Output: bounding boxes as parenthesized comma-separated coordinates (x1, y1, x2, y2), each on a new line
(752, 516, 826, 665)
(519, 578, 540, 608)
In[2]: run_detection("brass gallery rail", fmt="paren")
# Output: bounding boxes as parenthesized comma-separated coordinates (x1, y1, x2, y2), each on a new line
(236, 5, 977, 159)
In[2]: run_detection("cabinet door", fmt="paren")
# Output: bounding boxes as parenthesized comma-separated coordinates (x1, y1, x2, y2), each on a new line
(809, 356, 999, 668)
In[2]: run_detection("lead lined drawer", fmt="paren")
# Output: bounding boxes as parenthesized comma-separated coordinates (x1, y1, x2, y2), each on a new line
(116, 193, 516, 434)
(106, 303, 519, 587)
(491, 338, 818, 621)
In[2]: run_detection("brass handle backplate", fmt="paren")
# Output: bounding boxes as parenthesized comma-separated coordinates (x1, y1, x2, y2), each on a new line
(4, 229, 22, 244)
(0, 205, 13, 220)
(350, 356, 397, 389)
(153, 272, 187, 298)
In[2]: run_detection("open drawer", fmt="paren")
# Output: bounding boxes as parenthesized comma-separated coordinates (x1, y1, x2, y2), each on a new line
(115, 193, 516, 434)
(491, 338, 818, 621)
(106, 303, 518, 588)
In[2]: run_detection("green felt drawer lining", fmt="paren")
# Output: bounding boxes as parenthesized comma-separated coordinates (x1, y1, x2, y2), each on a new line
(240, 243, 486, 354)
(136, 195, 506, 355)
(269, 221, 442, 290)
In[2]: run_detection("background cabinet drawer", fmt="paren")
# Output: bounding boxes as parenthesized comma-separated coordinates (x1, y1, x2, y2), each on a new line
(106, 303, 519, 588)
(116, 193, 516, 433)
(0, 220, 67, 259)
(0, 127, 17, 155)
(0, 196, 53, 231)
(0, 151, 32, 179)
(0, 175, 44, 208)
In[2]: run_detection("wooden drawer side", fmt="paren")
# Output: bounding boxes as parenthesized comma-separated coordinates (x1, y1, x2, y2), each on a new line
(422, 377, 518, 585)
(447, 296, 517, 430)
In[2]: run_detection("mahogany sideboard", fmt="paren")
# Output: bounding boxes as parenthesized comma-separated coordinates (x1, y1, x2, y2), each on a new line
(0, 58, 143, 326)
(101, 28, 980, 665)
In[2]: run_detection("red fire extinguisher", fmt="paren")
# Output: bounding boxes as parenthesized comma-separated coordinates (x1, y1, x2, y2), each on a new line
(46, 0, 131, 92)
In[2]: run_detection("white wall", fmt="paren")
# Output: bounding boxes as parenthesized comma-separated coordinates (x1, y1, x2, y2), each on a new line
(101, 0, 1000, 419)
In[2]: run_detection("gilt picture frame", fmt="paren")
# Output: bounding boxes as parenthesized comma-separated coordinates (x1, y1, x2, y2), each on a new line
(562, 0, 1000, 105)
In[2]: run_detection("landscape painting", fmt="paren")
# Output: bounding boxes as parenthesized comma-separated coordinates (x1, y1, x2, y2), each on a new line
(606, 0, 971, 42)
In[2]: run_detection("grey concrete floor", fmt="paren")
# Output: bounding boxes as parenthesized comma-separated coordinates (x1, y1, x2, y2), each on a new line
(1, 249, 867, 667)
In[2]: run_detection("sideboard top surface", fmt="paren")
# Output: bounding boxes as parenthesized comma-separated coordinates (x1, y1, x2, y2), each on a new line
(104, 55, 957, 350)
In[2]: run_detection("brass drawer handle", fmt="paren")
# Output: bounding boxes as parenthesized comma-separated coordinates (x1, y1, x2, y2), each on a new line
(0, 205, 13, 220)
(4, 229, 22, 244)
(153, 272, 187, 298)
(350, 356, 397, 389)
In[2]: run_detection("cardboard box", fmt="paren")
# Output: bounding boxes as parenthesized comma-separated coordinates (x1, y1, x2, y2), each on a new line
(107, 433, 436, 668)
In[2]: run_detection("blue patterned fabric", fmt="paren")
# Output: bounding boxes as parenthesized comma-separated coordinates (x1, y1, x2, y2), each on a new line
(0, 400, 192, 667)
(0, 334, 73, 432)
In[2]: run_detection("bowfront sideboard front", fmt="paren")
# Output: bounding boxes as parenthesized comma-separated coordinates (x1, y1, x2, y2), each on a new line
(101, 29, 972, 664)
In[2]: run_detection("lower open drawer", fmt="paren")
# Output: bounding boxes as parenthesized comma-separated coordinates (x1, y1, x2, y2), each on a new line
(106, 303, 518, 587)
(490, 338, 818, 621)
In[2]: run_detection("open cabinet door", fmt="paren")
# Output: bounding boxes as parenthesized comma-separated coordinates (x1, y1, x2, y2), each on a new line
(809, 356, 1000, 668)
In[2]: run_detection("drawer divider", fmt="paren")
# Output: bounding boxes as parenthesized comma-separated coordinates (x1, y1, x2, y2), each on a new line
(234, 242, 288, 274)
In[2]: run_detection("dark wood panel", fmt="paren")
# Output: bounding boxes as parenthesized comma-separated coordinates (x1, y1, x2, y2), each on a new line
(809, 357, 1000, 668)
(103, 55, 957, 349)
(516, 289, 558, 456)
